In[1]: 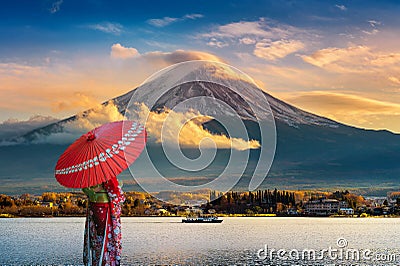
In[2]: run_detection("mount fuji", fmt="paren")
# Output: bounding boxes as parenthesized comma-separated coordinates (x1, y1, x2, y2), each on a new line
(1, 62, 399, 195)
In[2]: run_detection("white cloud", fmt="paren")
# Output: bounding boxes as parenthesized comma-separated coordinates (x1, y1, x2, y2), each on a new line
(362, 20, 381, 35)
(335, 4, 347, 11)
(87, 22, 123, 35)
(183, 14, 204, 20)
(147, 13, 204, 27)
(0, 115, 59, 139)
(207, 38, 229, 48)
(200, 18, 305, 39)
(145, 40, 178, 50)
(368, 20, 381, 27)
(199, 18, 309, 52)
(49, 0, 63, 14)
(239, 38, 256, 45)
(133, 103, 260, 150)
(110, 43, 140, 59)
(67, 101, 125, 132)
(254, 39, 304, 61)
(202, 20, 270, 39)
(362, 29, 379, 35)
(147, 17, 179, 27)
(31, 101, 125, 145)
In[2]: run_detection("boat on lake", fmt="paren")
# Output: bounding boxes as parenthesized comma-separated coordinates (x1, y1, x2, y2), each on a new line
(182, 216, 223, 223)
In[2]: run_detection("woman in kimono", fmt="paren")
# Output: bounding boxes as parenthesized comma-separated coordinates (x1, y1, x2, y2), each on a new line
(82, 177, 125, 266)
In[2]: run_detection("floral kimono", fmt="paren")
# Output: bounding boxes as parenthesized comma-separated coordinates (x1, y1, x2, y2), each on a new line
(83, 178, 125, 266)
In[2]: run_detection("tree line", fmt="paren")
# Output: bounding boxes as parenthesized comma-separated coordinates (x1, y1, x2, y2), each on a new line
(1, 189, 399, 217)
(207, 189, 297, 214)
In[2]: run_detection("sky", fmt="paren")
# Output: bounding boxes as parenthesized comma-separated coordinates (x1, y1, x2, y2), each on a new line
(1, 0, 400, 133)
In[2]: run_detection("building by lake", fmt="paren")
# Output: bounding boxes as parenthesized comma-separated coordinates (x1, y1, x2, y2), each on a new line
(304, 199, 340, 216)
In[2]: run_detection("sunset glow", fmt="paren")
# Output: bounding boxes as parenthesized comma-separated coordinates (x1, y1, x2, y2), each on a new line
(1, 0, 399, 133)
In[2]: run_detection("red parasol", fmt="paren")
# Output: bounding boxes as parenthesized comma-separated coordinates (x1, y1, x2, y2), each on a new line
(55, 120, 146, 188)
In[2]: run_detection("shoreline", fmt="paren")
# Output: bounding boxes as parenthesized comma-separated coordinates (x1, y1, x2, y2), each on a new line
(2, 214, 399, 219)
(2, 189, 398, 218)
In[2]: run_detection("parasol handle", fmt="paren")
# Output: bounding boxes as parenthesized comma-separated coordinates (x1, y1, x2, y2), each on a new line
(86, 131, 96, 141)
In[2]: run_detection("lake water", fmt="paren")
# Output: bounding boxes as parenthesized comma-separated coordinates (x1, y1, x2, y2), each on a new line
(0, 217, 399, 265)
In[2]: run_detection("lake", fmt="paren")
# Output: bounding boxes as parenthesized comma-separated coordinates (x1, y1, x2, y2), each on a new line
(0, 217, 399, 265)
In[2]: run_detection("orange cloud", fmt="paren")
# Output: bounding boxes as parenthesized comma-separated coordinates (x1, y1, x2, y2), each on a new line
(51, 92, 101, 112)
(370, 53, 400, 66)
(254, 39, 304, 61)
(143, 49, 225, 65)
(111, 43, 140, 59)
(0, 61, 132, 120)
(301, 45, 400, 74)
(133, 103, 260, 150)
(0, 49, 225, 122)
(388, 76, 400, 85)
(278, 91, 400, 132)
(284, 91, 400, 114)
(301, 45, 371, 70)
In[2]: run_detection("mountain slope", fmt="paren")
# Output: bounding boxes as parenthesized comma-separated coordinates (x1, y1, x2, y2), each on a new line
(20, 80, 340, 142)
